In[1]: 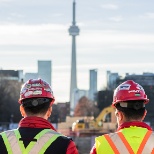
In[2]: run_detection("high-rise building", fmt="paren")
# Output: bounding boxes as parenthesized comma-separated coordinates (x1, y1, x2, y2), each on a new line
(0, 69, 23, 82)
(89, 69, 97, 101)
(38, 60, 52, 85)
(24, 73, 38, 82)
(69, 0, 80, 113)
(106, 71, 119, 90)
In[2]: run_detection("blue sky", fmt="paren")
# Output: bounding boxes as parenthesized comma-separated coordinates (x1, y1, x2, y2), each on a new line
(0, 0, 154, 102)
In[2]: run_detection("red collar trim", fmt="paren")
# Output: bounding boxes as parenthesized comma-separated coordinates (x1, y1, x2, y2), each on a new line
(18, 116, 56, 131)
(117, 121, 152, 131)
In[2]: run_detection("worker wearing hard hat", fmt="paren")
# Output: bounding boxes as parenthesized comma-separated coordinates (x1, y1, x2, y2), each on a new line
(90, 80, 154, 154)
(0, 79, 78, 154)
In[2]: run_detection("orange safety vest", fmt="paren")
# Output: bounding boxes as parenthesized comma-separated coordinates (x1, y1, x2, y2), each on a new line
(95, 126, 154, 154)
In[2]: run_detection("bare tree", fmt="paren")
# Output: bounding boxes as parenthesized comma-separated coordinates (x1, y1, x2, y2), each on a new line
(74, 96, 99, 117)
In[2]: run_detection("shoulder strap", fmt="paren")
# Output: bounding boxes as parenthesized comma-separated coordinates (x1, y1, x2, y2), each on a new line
(104, 134, 120, 154)
(38, 132, 62, 154)
(136, 131, 152, 154)
(1, 129, 22, 154)
(141, 132, 154, 154)
(118, 132, 134, 153)
(29, 129, 62, 154)
(1, 131, 13, 154)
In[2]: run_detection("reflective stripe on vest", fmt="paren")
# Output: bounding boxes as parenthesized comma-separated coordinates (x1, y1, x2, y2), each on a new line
(1, 129, 62, 154)
(96, 127, 154, 154)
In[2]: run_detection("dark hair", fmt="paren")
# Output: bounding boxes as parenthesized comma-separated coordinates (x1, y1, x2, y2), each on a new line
(115, 100, 146, 121)
(22, 98, 51, 116)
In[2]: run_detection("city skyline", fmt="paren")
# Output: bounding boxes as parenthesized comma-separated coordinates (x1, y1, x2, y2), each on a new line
(0, 0, 154, 102)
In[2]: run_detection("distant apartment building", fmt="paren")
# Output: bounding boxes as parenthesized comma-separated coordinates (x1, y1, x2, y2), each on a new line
(124, 72, 154, 86)
(24, 60, 52, 85)
(24, 73, 38, 82)
(106, 70, 119, 90)
(107, 71, 154, 90)
(89, 69, 97, 101)
(38, 60, 52, 85)
(0, 70, 24, 82)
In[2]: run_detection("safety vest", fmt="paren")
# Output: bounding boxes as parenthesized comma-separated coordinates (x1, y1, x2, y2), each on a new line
(95, 126, 154, 154)
(0, 129, 62, 154)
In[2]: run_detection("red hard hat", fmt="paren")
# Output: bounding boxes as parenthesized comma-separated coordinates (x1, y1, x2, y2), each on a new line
(18, 78, 55, 105)
(112, 80, 149, 107)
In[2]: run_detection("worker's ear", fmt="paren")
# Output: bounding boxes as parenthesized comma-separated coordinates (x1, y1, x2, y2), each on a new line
(46, 106, 52, 118)
(115, 110, 123, 121)
(118, 112, 123, 121)
(141, 109, 147, 121)
(20, 105, 26, 117)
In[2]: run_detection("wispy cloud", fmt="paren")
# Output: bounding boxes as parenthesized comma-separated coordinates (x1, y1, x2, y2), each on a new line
(10, 13, 25, 18)
(1, 23, 154, 48)
(109, 16, 123, 22)
(0, 0, 12, 2)
(52, 13, 63, 17)
(140, 12, 154, 19)
(100, 4, 119, 10)
(0, 23, 68, 45)
(79, 30, 154, 46)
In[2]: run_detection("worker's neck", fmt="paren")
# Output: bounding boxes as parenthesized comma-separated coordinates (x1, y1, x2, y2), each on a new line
(119, 119, 142, 125)
(25, 114, 48, 120)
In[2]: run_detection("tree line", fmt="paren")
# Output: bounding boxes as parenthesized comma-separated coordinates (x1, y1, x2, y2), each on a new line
(0, 78, 22, 123)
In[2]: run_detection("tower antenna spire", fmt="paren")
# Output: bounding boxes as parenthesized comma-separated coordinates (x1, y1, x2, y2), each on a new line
(73, 0, 76, 25)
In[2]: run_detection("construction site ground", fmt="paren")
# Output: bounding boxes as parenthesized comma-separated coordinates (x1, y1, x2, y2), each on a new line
(57, 116, 112, 154)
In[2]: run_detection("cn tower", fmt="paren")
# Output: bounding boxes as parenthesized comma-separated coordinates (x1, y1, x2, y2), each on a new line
(68, 0, 80, 114)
